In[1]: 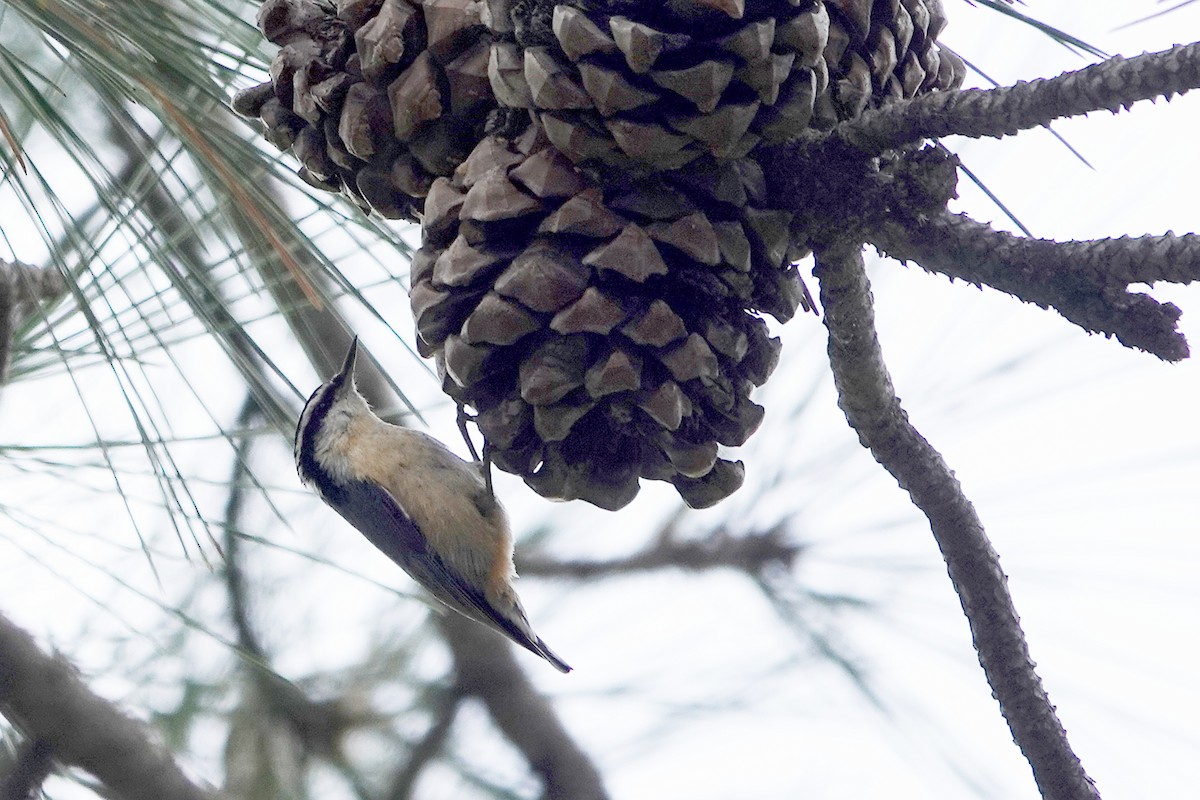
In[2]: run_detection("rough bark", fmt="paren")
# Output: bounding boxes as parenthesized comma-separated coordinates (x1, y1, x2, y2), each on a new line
(814, 240, 1101, 800)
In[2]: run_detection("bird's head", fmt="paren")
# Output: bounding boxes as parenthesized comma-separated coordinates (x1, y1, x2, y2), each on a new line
(294, 337, 370, 485)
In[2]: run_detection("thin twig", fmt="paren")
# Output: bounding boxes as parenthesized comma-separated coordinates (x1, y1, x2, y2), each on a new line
(0, 260, 64, 385)
(813, 239, 1101, 800)
(0, 265, 12, 386)
(223, 396, 269, 662)
(0, 612, 216, 800)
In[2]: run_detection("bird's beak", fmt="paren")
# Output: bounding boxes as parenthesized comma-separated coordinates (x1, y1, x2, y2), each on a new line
(336, 336, 358, 385)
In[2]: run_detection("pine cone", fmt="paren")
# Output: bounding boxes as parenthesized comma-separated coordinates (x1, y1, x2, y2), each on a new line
(232, 0, 495, 220)
(815, 0, 965, 125)
(412, 122, 801, 509)
(483, 0, 964, 170)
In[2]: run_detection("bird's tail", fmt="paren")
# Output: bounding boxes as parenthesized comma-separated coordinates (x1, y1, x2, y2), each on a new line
(458, 591, 574, 673)
(532, 636, 572, 673)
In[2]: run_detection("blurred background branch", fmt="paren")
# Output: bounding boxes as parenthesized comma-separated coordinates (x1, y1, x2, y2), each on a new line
(518, 525, 799, 579)
(0, 612, 215, 800)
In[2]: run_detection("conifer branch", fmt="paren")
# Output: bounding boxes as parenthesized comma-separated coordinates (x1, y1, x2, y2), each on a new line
(820, 41, 1200, 155)
(869, 212, 1194, 360)
(814, 239, 1101, 800)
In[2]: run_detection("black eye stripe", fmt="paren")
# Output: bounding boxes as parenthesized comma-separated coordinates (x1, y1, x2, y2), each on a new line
(294, 385, 325, 452)
(295, 375, 345, 489)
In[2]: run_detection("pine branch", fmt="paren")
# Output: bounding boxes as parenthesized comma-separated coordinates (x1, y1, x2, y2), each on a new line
(437, 613, 608, 800)
(760, 129, 1198, 361)
(869, 212, 1196, 360)
(0, 612, 217, 800)
(814, 41, 1200, 155)
(813, 239, 1101, 800)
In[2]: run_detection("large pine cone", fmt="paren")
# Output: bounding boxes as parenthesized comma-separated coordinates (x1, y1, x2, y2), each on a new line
(413, 122, 806, 509)
(484, 0, 964, 170)
(488, 0, 831, 171)
(233, 0, 496, 220)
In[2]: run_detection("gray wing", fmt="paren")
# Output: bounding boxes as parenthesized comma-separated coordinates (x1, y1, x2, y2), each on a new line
(332, 477, 571, 672)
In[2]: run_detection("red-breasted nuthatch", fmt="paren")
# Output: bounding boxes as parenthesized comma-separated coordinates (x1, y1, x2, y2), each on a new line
(294, 339, 571, 672)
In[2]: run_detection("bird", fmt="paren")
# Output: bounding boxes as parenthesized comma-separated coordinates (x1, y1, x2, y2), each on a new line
(294, 338, 572, 673)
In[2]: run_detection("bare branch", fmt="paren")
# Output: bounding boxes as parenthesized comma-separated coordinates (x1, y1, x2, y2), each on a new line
(518, 525, 799, 579)
(820, 41, 1200, 155)
(870, 213, 1194, 360)
(223, 397, 270, 664)
(437, 613, 609, 800)
(0, 612, 217, 800)
(813, 240, 1101, 800)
